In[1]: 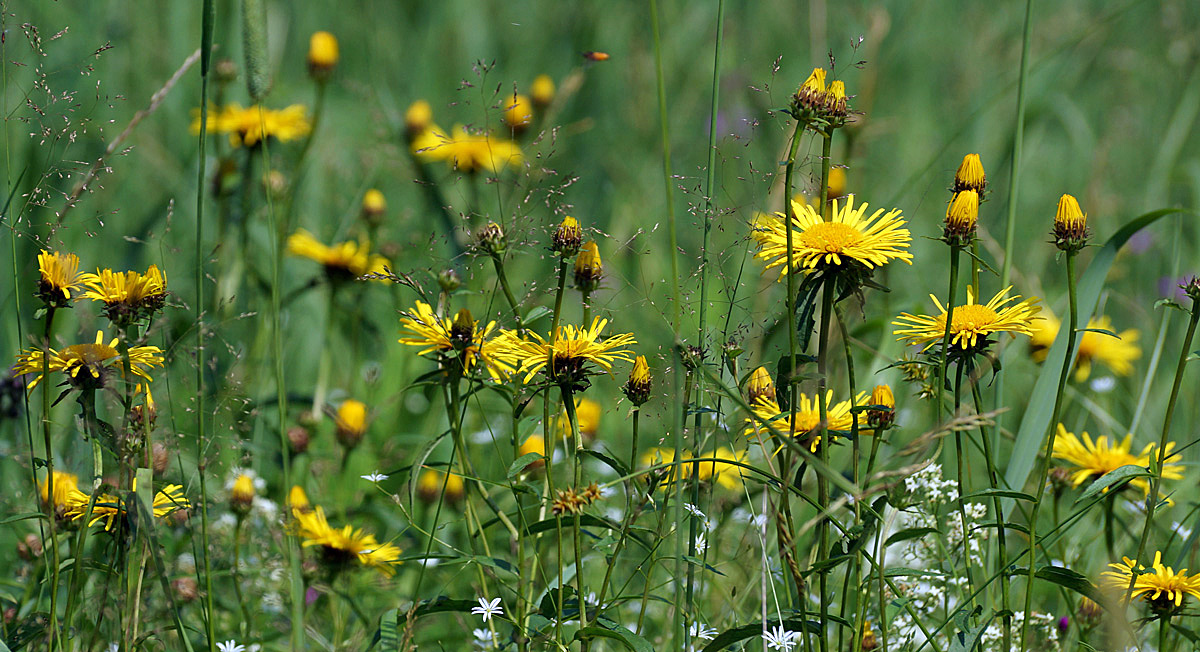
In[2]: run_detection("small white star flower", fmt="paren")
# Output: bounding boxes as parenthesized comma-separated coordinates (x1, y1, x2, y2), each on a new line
(217, 641, 246, 652)
(684, 503, 706, 519)
(762, 624, 799, 651)
(471, 596, 504, 622)
(694, 534, 709, 554)
(690, 622, 718, 641)
(360, 471, 388, 482)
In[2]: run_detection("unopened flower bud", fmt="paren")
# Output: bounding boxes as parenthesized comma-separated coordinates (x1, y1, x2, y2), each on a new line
(624, 355, 652, 406)
(944, 189, 979, 245)
(307, 31, 339, 81)
(289, 485, 312, 514)
(1052, 193, 1088, 252)
(552, 216, 583, 257)
(229, 473, 256, 515)
(825, 80, 848, 120)
(17, 533, 43, 561)
(438, 268, 462, 293)
(476, 222, 506, 255)
(1182, 276, 1200, 303)
(953, 153, 986, 195)
(172, 577, 199, 603)
(861, 624, 879, 651)
(502, 93, 533, 132)
(287, 425, 310, 454)
(746, 366, 776, 406)
(790, 67, 828, 118)
(405, 100, 433, 136)
(361, 189, 386, 225)
(152, 443, 170, 476)
(573, 241, 603, 292)
(867, 384, 895, 429)
(334, 400, 368, 450)
(1077, 597, 1102, 627)
(531, 74, 555, 108)
(450, 309, 474, 348)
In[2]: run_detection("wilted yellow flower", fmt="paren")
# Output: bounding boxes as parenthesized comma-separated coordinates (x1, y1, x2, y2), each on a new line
(825, 80, 847, 117)
(1029, 312, 1140, 381)
(1053, 193, 1088, 251)
(417, 468, 465, 504)
(491, 318, 636, 387)
(292, 505, 402, 575)
(573, 241, 603, 292)
(893, 286, 1040, 352)
(335, 399, 368, 449)
(398, 301, 514, 381)
(287, 229, 390, 281)
(411, 124, 522, 174)
(530, 74, 555, 107)
(953, 154, 986, 194)
(753, 196, 912, 279)
(307, 31, 339, 77)
(944, 190, 979, 243)
(1101, 551, 1200, 611)
(192, 103, 311, 148)
(405, 100, 434, 135)
(624, 355, 652, 406)
(791, 67, 827, 115)
(1052, 424, 1181, 497)
(14, 330, 163, 391)
(80, 265, 168, 324)
(37, 250, 85, 306)
(502, 93, 533, 130)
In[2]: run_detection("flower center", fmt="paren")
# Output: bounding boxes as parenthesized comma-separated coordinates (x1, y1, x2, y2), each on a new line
(949, 304, 999, 334)
(799, 222, 861, 253)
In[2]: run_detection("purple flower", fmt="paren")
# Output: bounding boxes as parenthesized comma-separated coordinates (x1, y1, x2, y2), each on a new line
(1057, 616, 1069, 632)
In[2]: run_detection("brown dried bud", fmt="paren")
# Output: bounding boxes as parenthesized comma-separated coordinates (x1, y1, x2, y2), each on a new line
(17, 533, 43, 561)
(476, 222, 506, 255)
(287, 426, 311, 454)
(172, 577, 200, 603)
(438, 268, 462, 293)
(152, 442, 170, 476)
(215, 58, 237, 84)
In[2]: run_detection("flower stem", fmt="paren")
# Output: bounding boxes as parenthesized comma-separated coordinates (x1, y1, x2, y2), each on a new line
(1128, 291, 1200, 601)
(40, 306, 62, 652)
(1020, 251, 1078, 651)
(490, 252, 524, 332)
(815, 277, 834, 652)
(935, 245, 961, 420)
(972, 381, 1011, 652)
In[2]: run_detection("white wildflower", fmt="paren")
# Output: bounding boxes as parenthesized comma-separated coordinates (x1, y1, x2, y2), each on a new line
(471, 596, 504, 622)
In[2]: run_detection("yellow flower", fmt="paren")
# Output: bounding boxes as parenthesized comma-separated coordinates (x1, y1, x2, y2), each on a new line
(361, 189, 386, 222)
(517, 435, 548, 471)
(492, 318, 636, 386)
(825, 80, 848, 117)
(893, 286, 1040, 351)
(552, 215, 583, 257)
(745, 366, 776, 405)
(502, 93, 533, 129)
(40, 470, 88, 517)
(557, 398, 601, 441)
(944, 190, 979, 242)
(307, 31, 339, 75)
(14, 330, 164, 391)
(753, 196, 912, 279)
(1053, 193, 1088, 251)
(954, 154, 986, 194)
(827, 167, 847, 200)
(37, 250, 85, 306)
(792, 67, 828, 114)
(405, 100, 434, 134)
(416, 469, 465, 504)
(411, 124, 522, 173)
(80, 265, 168, 323)
(640, 447, 688, 487)
(639, 447, 746, 490)
(292, 505, 402, 576)
(287, 229, 390, 281)
(1101, 551, 1200, 611)
(191, 103, 311, 148)
(867, 384, 895, 429)
(67, 480, 189, 531)
(623, 354, 652, 406)
(1029, 313, 1140, 381)
(573, 241, 603, 292)
(230, 474, 256, 513)
(398, 301, 513, 381)
(696, 447, 749, 490)
(288, 485, 312, 513)
(334, 399, 368, 449)
(530, 74, 555, 107)
(1052, 424, 1181, 497)
(744, 392, 866, 452)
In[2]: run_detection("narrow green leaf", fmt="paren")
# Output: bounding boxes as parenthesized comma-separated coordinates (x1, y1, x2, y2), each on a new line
(580, 447, 630, 478)
(682, 555, 726, 575)
(963, 489, 1037, 502)
(1003, 208, 1186, 517)
(1075, 464, 1150, 504)
(701, 619, 821, 652)
(0, 512, 46, 526)
(1034, 565, 1101, 602)
(507, 452, 545, 479)
(885, 527, 938, 547)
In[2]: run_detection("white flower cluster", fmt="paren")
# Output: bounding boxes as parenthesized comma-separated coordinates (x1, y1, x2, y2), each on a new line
(979, 612, 1060, 651)
(903, 463, 959, 506)
(945, 501, 989, 566)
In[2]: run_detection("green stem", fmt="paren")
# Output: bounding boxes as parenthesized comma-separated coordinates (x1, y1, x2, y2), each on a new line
(562, 390, 588, 641)
(972, 382, 1010, 652)
(38, 305, 62, 651)
(490, 252, 523, 332)
(311, 287, 337, 418)
(952, 362, 975, 602)
(595, 409, 640, 611)
(1020, 252, 1077, 650)
(815, 278, 834, 652)
(1128, 294, 1200, 600)
(935, 246, 961, 420)
(231, 518, 253, 637)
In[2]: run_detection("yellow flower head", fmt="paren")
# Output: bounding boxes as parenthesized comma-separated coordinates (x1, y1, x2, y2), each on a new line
(744, 392, 866, 452)
(1052, 424, 1181, 497)
(492, 318, 637, 388)
(1101, 551, 1200, 612)
(230, 473, 256, 512)
(1029, 313, 1140, 381)
(954, 154, 986, 194)
(40, 470, 88, 517)
(893, 286, 1040, 352)
(67, 480, 189, 531)
(412, 124, 522, 174)
(827, 167, 847, 200)
(624, 354, 652, 406)
(361, 189, 387, 221)
(944, 190, 979, 243)
(335, 399, 368, 449)
(416, 468, 465, 504)
(37, 250, 85, 306)
(825, 80, 848, 117)
(287, 229, 390, 281)
(573, 241, 603, 292)
(753, 196, 912, 279)
(80, 265, 168, 324)
(746, 366, 776, 406)
(557, 398, 602, 441)
(552, 215, 583, 257)
(307, 31, 339, 76)
(293, 505, 402, 575)
(1053, 193, 1088, 251)
(503, 93, 533, 130)
(288, 485, 312, 513)
(792, 67, 828, 113)
(405, 100, 434, 135)
(640, 447, 746, 490)
(868, 384, 895, 429)
(696, 446, 749, 490)
(398, 301, 513, 381)
(531, 74, 556, 107)
(192, 103, 312, 148)
(14, 330, 163, 391)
